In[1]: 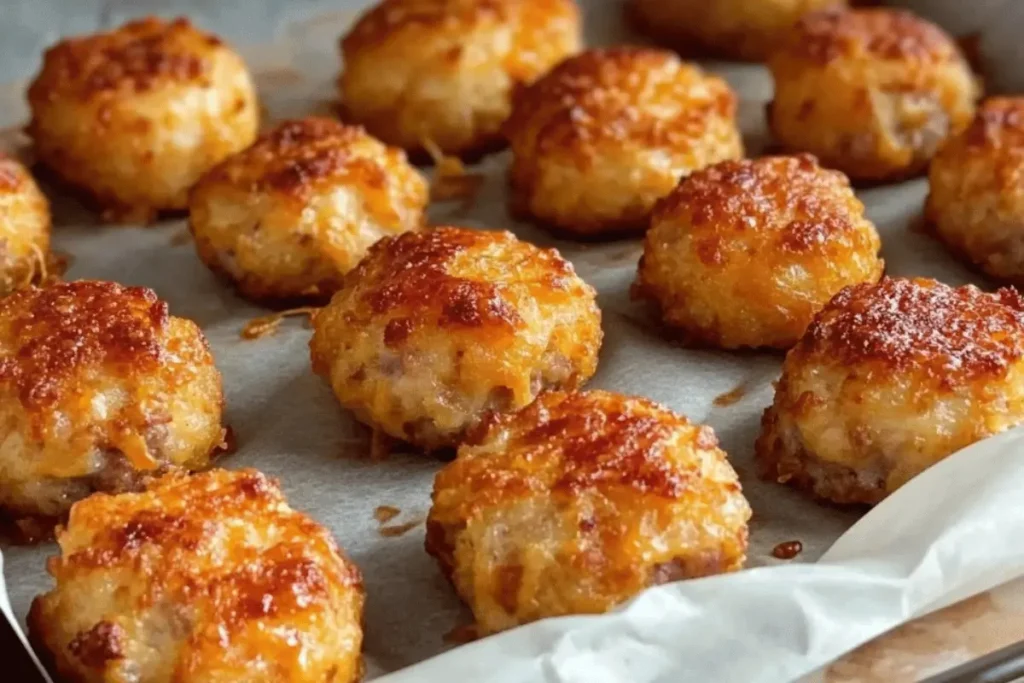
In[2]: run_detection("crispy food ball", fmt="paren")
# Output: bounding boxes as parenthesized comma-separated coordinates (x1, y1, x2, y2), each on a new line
(29, 469, 364, 683)
(426, 390, 751, 634)
(768, 8, 978, 183)
(189, 118, 428, 304)
(628, 0, 846, 62)
(309, 227, 601, 451)
(0, 154, 52, 296)
(27, 17, 259, 222)
(339, 0, 580, 158)
(0, 280, 225, 520)
(756, 277, 1024, 505)
(926, 98, 1024, 285)
(504, 47, 743, 237)
(633, 155, 884, 349)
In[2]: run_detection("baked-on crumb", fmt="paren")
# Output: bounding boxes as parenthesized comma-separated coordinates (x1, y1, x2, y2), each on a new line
(926, 97, 1024, 285)
(634, 155, 883, 349)
(505, 47, 743, 237)
(628, 0, 846, 61)
(339, 0, 581, 158)
(0, 154, 52, 296)
(768, 8, 978, 183)
(309, 226, 602, 451)
(190, 118, 428, 304)
(0, 280, 225, 520)
(29, 469, 364, 682)
(756, 277, 1024, 504)
(27, 17, 258, 222)
(240, 307, 319, 340)
(426, 390, 751, 635)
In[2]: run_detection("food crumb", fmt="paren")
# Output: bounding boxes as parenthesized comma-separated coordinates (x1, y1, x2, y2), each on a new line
(379, 518, 423, 537)
(214, 426, 237, 457)
(370, 428, 395, 460)
(374, 505, 401, 524)
(443, 623, 479, 644)
(241, 306, 318, 340)
(423, 138, 485, 208)
(713, 383, 747, 407)
(772, 540, 803, 560)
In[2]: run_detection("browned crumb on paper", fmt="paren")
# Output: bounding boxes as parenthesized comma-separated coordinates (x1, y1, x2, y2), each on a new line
(443, 623, 480, 644)
(713, 382, 747, 407)
(255, 66, 304, 89)
(423, 138, 485, 208)
(772, 540, 803, 560)
(379, 518, 423, 537)
(240, 306, 318, 339)
(214, 425, 237, 458)
(373, 505, 401, 524)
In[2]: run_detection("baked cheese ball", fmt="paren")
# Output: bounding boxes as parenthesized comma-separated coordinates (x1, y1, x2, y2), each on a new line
(504, 47, 743, 237)
(0, 280, 225, 520)
(189, 118, 428, 304)
(309, 227, 601, 451)
(426, 390, 751, 634)
(756, 277, 1024, 505)
(0, 153, 52, 297)
(628, 0, 846, 62)
(633, 155, 884, 349)
(29, 469, 364, 683)
(339, 0, 581, 158)
(768, 8, 978, 183)
(926, 98, 1024, 285)
(27, 17, 258, 222)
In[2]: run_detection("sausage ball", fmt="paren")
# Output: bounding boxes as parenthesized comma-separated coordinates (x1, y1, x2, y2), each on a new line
(29, 469, 364, 683)
(628, 0, 846, 62)
(339, 0, 581, 159)
(0, 280, 225, 520)
(309, 227, 602, 451)
(768, 8, 978, 183)
(756, 277, 1024, 505)
(504, 47, 743, 237)
(926, 98, 1024, 285)
(0, 154, 52, 297)
(426, 390, 751, 635)
(189, 118, 428, 304)
(633, 155, 884, 349)
(27, 17, 259, 222)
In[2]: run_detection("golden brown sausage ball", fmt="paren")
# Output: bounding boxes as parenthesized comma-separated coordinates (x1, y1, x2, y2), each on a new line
(339, 0, 580, 159)
(633, 155, 884, 349)
(426, 390, 751, 635)
(768, 8, 978, 183)
(756, 277, 1024, 505)
(309, 227, 601, 451)
(0, 154, 52, 296)
(29, 468, 364, 683)
(504, 47, 743, 237)
(189, 118, 428, 304)
(926, 98, 1024, 285)
(0, 280, 225, 520)
(629, 0, 846, 62)
(27, 17, 259, 222)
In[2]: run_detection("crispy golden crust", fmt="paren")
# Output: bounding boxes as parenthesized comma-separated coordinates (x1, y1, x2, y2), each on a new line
(27, 17, 258, 222)
(926, 98, 1024, 285)
(426, 390, 750, 634)
(339, 0, 580, 157)
(189, 118, 428, 303)
(29, 469, 364, 682)
(756, 277, 1024, 504)
(309, 226, 602, 450)
(0, 281, 225, 519)
(504, 47, 743, 236)
(634, 155, 883, 349)
(0, 154, 52, 296)
(768, 8, 978, 182)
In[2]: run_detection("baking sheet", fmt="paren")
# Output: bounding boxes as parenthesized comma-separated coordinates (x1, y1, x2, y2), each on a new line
(0, 4, 1020, 681)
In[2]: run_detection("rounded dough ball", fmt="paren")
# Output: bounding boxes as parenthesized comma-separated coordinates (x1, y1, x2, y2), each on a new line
(0, 154, 52, 296)
(27, 17, 259, 222)
(768, 8, 977, 183)
(633, 154, 884, 349)
(309, 227, 602, 451)
(0, 280, 225, 519)
(339, 0, 581, 158)
(189, 118, 429, 304)
(504, 47, 743, 237)
(629, 0, 846, 62)
(756, 277, 1024, 505)
(926, 97, 1024, 285)
(426, 389, 751, 635)
(29, 469, 364, 683)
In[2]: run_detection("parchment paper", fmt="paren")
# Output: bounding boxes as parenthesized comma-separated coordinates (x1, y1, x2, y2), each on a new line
(1, 4, 1021, 681)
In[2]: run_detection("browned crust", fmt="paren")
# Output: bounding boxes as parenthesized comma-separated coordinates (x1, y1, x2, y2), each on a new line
(960, 97, 1024, 150)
